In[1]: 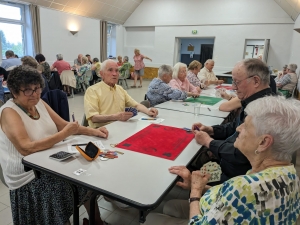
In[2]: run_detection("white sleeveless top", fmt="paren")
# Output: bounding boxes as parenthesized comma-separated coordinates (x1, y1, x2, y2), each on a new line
(0, 99, 58, 190)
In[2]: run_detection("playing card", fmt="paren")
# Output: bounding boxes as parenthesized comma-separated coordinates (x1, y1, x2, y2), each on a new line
(200, 162, 222, 183)
(73, 168, 86, 176)
(125, 107, 137, 117)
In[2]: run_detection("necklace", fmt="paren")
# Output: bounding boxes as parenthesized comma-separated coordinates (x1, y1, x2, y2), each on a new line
(14, 102, 39, 119)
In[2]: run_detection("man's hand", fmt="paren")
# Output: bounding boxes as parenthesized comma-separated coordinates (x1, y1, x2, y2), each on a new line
(220, 91, 231, 100)
(192, 123, 214, 135)
(147, 108, 158, 117)
(194, 130, 214, 148)
(95, 127, 109, 139)
(169, 166, 191, 189)
(117, 112, 133, 121)
(217, 80, 224, 85)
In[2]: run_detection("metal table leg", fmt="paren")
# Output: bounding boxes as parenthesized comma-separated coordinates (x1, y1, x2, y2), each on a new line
(70, 184, 79, 225)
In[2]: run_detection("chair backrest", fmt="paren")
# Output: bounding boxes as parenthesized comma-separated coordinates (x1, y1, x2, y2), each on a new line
(60, 70, 76, 88)
(6, 65, 17, 71)
(81, 114, 89, 127)
(140, 100, 150, 108)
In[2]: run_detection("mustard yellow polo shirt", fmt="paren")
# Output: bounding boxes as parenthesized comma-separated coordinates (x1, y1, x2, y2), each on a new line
(84, 81, 138, 128)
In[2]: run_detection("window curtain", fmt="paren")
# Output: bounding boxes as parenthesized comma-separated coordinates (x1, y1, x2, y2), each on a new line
(100, 20, 107, 62)
(29, 4, 41, 55)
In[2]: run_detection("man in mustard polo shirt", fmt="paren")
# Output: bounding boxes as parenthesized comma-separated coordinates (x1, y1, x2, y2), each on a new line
(84, 59, 158, 128)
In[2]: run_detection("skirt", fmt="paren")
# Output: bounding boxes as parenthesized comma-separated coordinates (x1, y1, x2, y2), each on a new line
(10, 173, 87, 225)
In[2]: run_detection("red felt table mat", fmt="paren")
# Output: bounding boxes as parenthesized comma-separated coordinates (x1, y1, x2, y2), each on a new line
(116, 124, 194, 160)
(215, 85, 233, 90)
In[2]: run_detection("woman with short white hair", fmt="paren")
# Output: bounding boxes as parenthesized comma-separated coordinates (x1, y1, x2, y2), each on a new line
(144, 95, 300, 225)
(169, 62, 201, 97)
(276, 63, 298, 96)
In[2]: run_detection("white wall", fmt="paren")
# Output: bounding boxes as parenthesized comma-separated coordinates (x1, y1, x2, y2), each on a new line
(39, 7, 100, 65)
(289, 16, 300, 67)
(120, 0, 294, 71)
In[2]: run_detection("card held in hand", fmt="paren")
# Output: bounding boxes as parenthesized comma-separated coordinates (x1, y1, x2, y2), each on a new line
(200, 161, 222, 183)
(125, 107, 137, 117)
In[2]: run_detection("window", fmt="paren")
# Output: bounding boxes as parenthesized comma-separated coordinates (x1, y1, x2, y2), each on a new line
(107, 24, 116, 58)
(0, 3, 25, 59)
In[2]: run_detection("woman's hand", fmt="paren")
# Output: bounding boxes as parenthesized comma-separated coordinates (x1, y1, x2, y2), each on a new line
(62, 121, 80, 136)
(169, 166, 191, 189)
(190, 171, 210, 195)
(95, 127, 109, 139)
(147, 108, 158, 117)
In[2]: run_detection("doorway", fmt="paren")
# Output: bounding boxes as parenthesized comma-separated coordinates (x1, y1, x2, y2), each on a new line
(243, 39, 270, 63)
(173, 37, 215, 66)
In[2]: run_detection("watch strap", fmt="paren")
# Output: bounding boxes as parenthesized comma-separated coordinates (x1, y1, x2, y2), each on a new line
(189, 197, 200, 203)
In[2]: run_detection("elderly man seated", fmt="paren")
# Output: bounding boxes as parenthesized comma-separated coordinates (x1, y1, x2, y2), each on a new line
(118, 56, 132, 78)
(144, 95, 300, 225)
(276, 63, 298, 96)
(197, 59, 224, 85)
(74, 54, 83, 68)
(84, 59, 158, 128)
(0, 50, 21, 70)
(146, 64, 187, 107)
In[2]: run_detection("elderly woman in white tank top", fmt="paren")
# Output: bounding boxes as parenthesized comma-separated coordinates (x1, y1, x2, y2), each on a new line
(0, 66, 109, 225)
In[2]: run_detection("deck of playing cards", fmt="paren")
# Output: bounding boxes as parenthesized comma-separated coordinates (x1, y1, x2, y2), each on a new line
(200, 161, 222, 183)
(125, 107, 138, 117)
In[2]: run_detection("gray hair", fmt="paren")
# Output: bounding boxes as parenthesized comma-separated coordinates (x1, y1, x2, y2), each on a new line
(242, 58, 270, 85)
(5, 50, 14, 58)
(205, 59, 214, 65)
(56, 54, 63, 60)
(158, 64, 173, 78)
(245, 96, 300, 162)
(173, 62, 187, 79)
(100, 59, 115, 71)
(123, 56, 129, 62)
(287, 63, 297, 72)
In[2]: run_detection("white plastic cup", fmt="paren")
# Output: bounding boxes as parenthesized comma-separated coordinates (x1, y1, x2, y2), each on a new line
(194, 103, 201, 116)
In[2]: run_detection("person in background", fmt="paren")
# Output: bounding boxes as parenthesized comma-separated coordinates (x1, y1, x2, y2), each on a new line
(14, 55, 19, 58)
(21, 56, 49, 97)
(131, 48, 152, 88)
(275, 65, 288, 82)
(91, 58, 101, 85)
(117, 56, 123, 67)
(50, 54, 71, 75)
(0, 67, 5, 105)
(0, 50, 21, 70)
(35, 53, 51, 82)
(147, 64, 188, 107)
(0, 65, 109, 225)
(76, 56, 91, 90)
(86, 54, 92, 65)
(144, 96, 300, 225)
(197, 59, 224, 85)
(187, 60, 206, 89)
(84, 59, 158, 128)
(169, 62, 201, 97)
(276, 63, 298, 95)
(118, 56, 132, 79)
(74, 54, 83, 68)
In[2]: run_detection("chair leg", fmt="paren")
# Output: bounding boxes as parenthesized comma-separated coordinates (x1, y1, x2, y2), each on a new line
(71, 87, 74, 98)
(124, 79, 128, 89)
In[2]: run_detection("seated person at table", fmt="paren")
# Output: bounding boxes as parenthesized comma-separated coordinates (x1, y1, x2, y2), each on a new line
(35, 53, 51, 82)
(86, 54, 92, 64)
(197, 59, 224, 85)
(50, 54, 71, 75)
(144, 96, 300, 225)
(146, 64, 187, 107)
(0, 66, 109, 225)
(76, 56, 91, 89)
(90, 57, 101, 85)
(74, 54, 83, 68)
(169, 62, 201, 97)
(192, 58, 273, 182)
(276, 63, 298, 96)
(84, 59, 158, 128)
(0, 67, 8, 104)
(118, 56, 132, 78)
(21, 56, 49, 97)
(187, 60, 206, 89)
(0, 50, 21, 70)
(117, 55, 123, 67)
(275, 64, 288, 82)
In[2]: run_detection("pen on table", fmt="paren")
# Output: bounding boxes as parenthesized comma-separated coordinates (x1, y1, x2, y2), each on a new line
(207, 108, 211, 111)
(141, 118, 157, 120)
(72, 112, 75, 122)
(71, 144, 88, 146)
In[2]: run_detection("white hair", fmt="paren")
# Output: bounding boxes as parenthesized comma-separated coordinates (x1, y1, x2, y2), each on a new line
(245, 96, 300, 162)
(287, 63, 297, 72)
(205, 59, 214, 65)
(158, 64, 173, 78)
(100, 59, 115, 72)
(173, 62, 187, 79)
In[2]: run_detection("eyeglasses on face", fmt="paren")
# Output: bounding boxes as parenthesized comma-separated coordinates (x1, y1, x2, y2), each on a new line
(232, 75, 256, 87)
(19, 87, 42, 96)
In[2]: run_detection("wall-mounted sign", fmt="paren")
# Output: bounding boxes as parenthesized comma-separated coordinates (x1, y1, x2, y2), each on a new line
(192, 30, 197, 34)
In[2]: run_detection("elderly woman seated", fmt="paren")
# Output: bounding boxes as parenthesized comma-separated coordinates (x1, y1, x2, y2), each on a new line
(143, 96, 300, 225)
(276, 63, 298, 96)
(76, 56, 91, 89)
(118, 56, 132, 78)
(146, 64, 188, 107)
(0, 66, 109, 225)
(187, 60, 206, 89)
(169, 62, 201, 97)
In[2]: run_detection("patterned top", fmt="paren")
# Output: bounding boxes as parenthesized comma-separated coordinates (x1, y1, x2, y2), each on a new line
(276, 73, 298, 93)
(169, 78, 199, 93)
(146, 78, 187, 107)
(37, 61, 51, 81)
(119, 62, 132, 78)
(133, 54, 145, 70)
(189, 165, 300, 225)
(187, 71, 205, 88)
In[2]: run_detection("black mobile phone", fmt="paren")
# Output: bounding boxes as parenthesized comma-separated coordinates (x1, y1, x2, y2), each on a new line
(49, 151, 75, 161)
(85, 142, 99, 158)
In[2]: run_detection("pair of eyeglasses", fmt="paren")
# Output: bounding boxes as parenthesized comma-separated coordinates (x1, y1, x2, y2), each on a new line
(19, 87, 42, 96)
(232, 75, 256, 87)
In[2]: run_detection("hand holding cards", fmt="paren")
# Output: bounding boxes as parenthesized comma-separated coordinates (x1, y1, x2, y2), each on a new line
(125, 107, 137, 117)
(200, 162, 222, 183)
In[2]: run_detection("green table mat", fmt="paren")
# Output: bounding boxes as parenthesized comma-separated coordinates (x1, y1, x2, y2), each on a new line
(184, 96, 222, 105)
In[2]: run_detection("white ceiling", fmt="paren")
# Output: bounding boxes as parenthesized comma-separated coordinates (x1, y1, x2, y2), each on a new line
(274, 0, 300, 21)
(17, 0, 143, 24)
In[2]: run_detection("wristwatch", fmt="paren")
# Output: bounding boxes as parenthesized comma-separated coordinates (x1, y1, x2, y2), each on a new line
(189, 197, 201, 203)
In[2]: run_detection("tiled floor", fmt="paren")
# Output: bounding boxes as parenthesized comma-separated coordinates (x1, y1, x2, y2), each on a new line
(0, 79, 300, 224)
